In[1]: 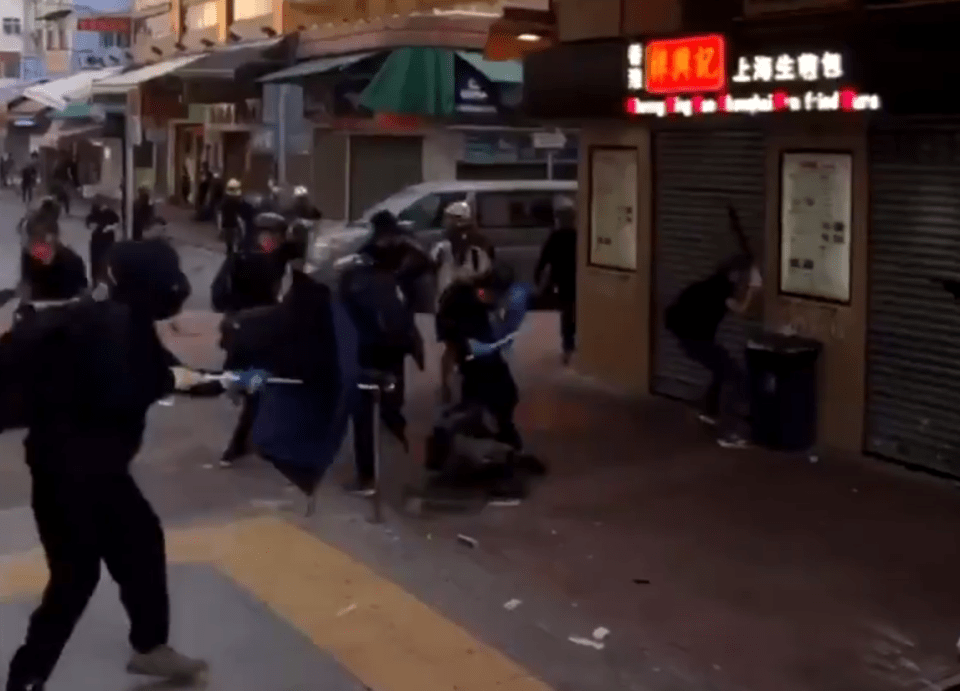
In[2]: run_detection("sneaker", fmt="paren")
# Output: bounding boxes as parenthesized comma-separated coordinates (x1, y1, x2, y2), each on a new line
(717, 434, 750, 449)
(6, 681, 45, 691)
(127, 645, 208, 681)
(343, 479, 376, 497)
(698, 413, 718, 426)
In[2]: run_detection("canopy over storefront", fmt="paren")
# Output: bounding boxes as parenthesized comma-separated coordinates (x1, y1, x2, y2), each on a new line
(22, 66, 125, 111)
(92, 54, 207, 95)
(175, 38, 289, 82)
(258, 51, 379, 83)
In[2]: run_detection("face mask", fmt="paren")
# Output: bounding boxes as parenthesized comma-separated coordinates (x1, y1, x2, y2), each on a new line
(29, 241, 54, 263)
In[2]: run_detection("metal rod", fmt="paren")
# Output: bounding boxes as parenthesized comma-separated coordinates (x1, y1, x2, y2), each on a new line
(370, 388, 383, 524)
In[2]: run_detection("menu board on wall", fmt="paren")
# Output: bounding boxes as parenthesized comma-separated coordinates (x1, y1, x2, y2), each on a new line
(780, 152, 853, 302)
(588, 147, 638, 271)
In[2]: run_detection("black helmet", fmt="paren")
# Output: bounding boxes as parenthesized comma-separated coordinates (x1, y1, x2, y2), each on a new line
(253, 211, 287, 235)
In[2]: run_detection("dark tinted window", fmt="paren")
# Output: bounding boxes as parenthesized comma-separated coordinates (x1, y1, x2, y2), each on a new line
(476, 191, 556, 229)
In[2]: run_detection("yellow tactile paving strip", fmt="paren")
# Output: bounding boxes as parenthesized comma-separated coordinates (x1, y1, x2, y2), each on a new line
(0, 516, 553, 691)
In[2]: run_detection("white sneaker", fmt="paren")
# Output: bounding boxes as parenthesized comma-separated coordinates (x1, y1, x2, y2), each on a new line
(717, 435, 750, 449)
(698, 413, 718, 426)
(127, 645, 208, 680)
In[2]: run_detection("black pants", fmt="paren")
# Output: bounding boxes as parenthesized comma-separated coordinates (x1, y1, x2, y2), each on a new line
(21, 183, 33, 205)
(352, 364, 406, 484)
(678, 337, 743, 436)
(8, 472, 169, 686)
(559, 295, 576, 354)
(461, 356, 522, 450)
(89, 231, 115, 284)
(224, 392, 259, 459)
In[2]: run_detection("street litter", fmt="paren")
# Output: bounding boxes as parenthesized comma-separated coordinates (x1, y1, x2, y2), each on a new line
(336, 603, 357, 617)
(568, 636, 604, 650)
(504, 599, 522, 611)
(457, 534, 479, 548)
(593, 627, 610, 641)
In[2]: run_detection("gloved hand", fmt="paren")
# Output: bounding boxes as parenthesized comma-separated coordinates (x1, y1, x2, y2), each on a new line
(226, 368, 271, 395)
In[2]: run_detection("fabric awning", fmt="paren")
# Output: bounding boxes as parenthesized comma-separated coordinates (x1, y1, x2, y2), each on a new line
(50, 102, 94, 119)
(258, 52, 378, 83)
(359, 47, 455, 117)
(92, 54, 206, 95)
(8, 98, 47, 116)
(0, 79, 46, 110)
(23, 66, 125, 111)
(175, 38, 287, 82)
(456, 51, 523, 84)
(39, 119, 102, 147)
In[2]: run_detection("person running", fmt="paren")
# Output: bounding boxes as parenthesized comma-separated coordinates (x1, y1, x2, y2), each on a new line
(218, 179, 252, 257)
(534, 196, 577, 365)
(665, 254, 762, 448)
(19, 203, 87, 303)
(85, 195, 121, 284)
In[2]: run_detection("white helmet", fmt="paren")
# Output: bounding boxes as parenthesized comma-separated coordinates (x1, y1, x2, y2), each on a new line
(293, 185, 308, 197)
(444, 200, 472, 222)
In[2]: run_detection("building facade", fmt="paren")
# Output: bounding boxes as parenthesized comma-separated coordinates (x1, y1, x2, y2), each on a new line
(521, 0, 960, 478)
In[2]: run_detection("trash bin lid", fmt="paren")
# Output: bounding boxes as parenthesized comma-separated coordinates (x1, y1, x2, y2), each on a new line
(747, 332, 822, 354)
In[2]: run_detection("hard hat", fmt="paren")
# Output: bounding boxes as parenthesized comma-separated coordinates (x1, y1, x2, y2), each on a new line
(225, 178, 242, 195)
(293, 185, 308, 197)
(444, 200, 471, 220)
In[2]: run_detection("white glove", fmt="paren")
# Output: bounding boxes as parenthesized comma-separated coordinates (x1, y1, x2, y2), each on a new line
(171, 366, 205, 391)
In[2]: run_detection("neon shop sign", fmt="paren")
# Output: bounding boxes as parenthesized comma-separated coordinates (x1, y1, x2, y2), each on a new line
(624, 36, 882, 117)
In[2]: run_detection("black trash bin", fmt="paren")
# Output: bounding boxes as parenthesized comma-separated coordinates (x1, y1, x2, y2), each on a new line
(746, 333, 822, 452)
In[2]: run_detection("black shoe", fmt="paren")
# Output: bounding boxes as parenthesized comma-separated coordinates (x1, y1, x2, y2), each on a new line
(7, 680, 45, 691)
(343, 479, 375, 497)
(515, 453, 549, 476)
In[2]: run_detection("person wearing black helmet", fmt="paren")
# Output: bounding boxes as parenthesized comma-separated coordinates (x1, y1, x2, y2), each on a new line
(434, 264, 524, 454)
(1, 239, 266, 691)
(217, 210, 289, 466)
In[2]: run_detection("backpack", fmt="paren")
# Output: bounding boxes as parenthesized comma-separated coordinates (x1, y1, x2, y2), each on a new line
(339, 259, 418, 355)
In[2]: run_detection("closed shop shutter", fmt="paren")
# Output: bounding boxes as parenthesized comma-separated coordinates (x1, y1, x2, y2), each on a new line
(866, 119, 960, 476)
(651, 129, 767, 401)
(312, 129, 348, 221)
(348, 135, 423, 221)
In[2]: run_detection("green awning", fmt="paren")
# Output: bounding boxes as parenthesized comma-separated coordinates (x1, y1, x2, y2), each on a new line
(359, 47, 455, 117)
(49, 102, 93, 119)
(259, 52, 378, 83)
(455, 51, 523, 84)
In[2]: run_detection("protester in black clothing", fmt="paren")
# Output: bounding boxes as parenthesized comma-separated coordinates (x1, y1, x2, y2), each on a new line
(665, 255, 762, 449)
(1, 239, 238, 691)
(286, 186, 322, 221)
(535, 198, 577, 364)
(85, 196, 121, 283)
(1, 153, 12, 187)
(20, 153, 39, 205)
(218, 212, 290, 466)
(49, 156, 72, 216)
(131, 187, 166, 241)
(195, 162, 211, 212)
(19, 210, 87, 303)
(434, 266, 523, 452)
(218, 179, 252, 257)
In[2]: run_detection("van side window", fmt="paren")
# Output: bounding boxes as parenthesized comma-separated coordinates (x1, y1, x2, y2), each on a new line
(398, 192, 468, 231)
(476, 192, 556, 229)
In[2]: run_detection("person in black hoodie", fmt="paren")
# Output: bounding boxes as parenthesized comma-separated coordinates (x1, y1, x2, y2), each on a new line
(19, 203, 87, 303)
(218, 179, 252, 257)
(131, 187, 166, 241)
(85, 195, 121, 283)
(218, 211, 289, 466)
(665, 254, 762, 449)
(20, 152, 39, 205)
(534, 197, 577, 365)
(2, 239, 269, 691)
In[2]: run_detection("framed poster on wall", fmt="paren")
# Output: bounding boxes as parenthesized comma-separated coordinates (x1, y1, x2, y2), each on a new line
(779, 151, 853, 303)
(588, 146, 638, 271)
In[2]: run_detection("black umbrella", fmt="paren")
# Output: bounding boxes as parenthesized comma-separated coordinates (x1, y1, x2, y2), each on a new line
(220, 271, 360, 496)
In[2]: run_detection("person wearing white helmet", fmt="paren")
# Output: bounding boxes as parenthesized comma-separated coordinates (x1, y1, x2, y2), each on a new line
(287, 185, 322, 221)
(218, 178, 252, 257)
(429, 200, 495, 304)
(534, 195, 578, 364)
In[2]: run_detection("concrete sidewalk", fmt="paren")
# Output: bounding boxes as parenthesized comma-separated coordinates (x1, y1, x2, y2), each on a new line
(383, 353, 960, 691)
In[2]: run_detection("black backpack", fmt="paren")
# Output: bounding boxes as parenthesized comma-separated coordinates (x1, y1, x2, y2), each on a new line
(339, 259, 418, 355)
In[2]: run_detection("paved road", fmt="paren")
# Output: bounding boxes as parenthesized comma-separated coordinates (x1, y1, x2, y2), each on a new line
(0, 194, 648, 691)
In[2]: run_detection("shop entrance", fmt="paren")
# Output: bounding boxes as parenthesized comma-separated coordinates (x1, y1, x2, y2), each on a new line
(865, 119, 960, 477)
(650, 129, 767, 402)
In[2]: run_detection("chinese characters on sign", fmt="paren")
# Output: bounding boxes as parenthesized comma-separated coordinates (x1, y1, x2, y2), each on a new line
(732, 51, 844, 83)
(624, 39, 881, 118)
(639, 35, 726, 94)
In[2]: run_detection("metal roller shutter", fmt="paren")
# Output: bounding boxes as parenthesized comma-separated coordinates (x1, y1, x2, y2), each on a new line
(348, 135, 423, 221)
(651, 129, 767, 401)
(866, 119, 960, 476)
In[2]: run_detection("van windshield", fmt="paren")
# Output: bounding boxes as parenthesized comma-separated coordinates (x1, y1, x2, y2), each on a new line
(348, 189, 426, 226)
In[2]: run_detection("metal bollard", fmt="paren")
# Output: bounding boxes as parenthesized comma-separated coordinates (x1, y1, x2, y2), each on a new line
(358, 378, 395, 524)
